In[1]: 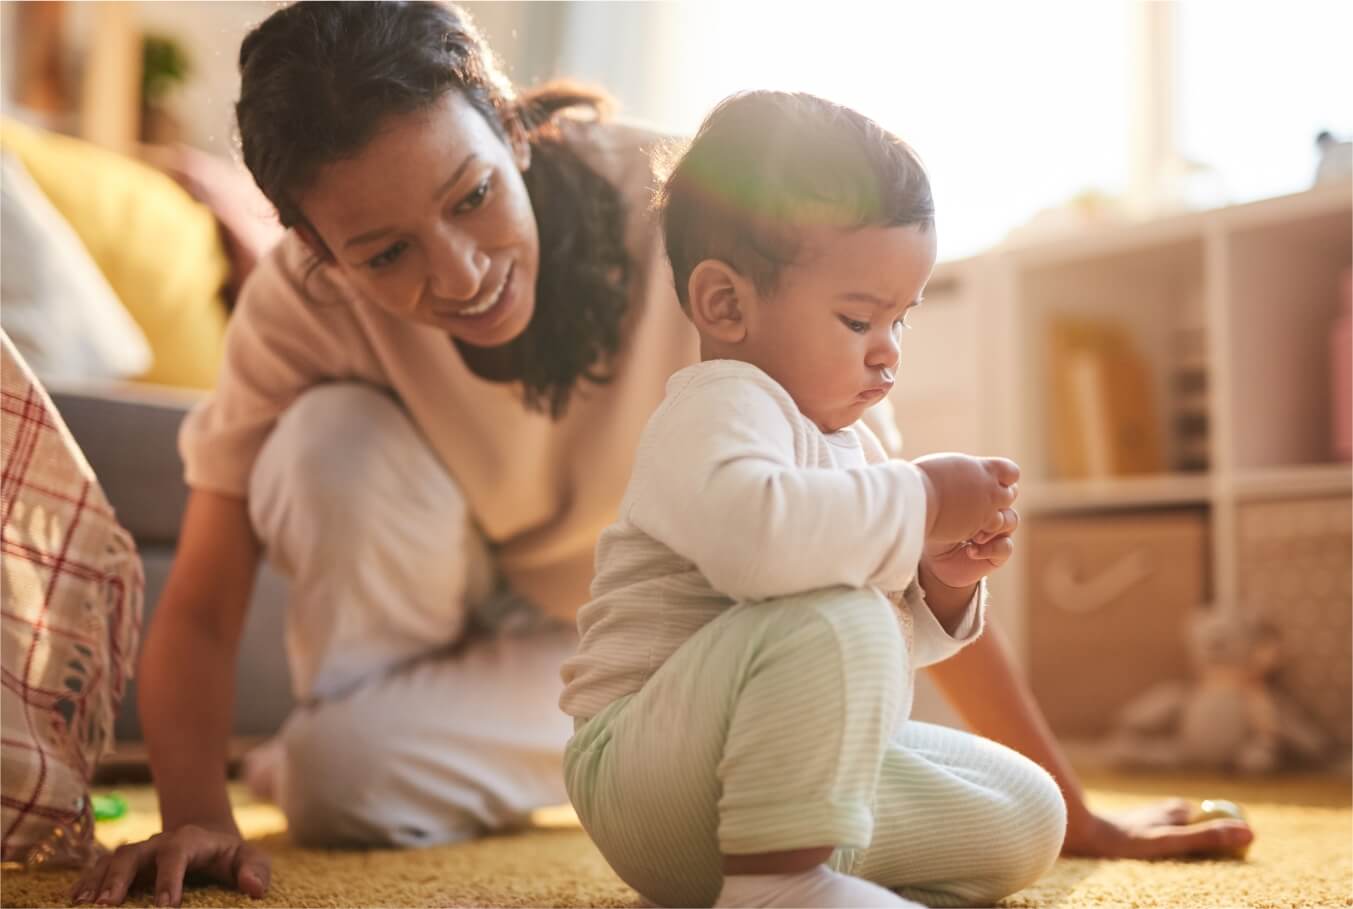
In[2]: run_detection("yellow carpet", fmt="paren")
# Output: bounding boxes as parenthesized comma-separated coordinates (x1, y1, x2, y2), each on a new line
(2, 771, 1348, 908)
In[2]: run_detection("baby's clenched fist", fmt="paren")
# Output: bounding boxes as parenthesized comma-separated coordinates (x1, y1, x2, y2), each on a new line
(914, 453, 1019, 545)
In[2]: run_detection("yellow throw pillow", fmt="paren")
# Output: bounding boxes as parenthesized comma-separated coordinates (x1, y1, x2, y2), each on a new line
(0, 119, 228, 389)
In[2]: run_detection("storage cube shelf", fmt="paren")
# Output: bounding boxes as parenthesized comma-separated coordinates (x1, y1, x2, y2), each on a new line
(1018, 236, 1208, 482)
(891, 180, 1353, 742)
(1236, 495, 1352, 746)
(1222, 204, 1353, 472)
(1021, 474, 1213, 515)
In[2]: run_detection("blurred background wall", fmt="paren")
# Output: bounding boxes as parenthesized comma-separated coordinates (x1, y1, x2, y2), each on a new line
(4, 0, 1347, 261)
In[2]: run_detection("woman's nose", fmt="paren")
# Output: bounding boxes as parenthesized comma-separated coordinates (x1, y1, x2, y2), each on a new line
(427, 233, 490, 300)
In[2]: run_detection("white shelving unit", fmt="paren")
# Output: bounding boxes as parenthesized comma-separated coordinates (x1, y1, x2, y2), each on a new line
(1229, 463, 1352, 500)
(893, 181, 1353, 737)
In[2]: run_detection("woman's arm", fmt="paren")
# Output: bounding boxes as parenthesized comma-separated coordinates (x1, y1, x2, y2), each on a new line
(73, 490, 272, 906)
(926, 625, 1254, 859)
(140, 490, 261, 831)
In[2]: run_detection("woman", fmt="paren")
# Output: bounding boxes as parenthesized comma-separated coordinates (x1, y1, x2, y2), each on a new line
(72, 3, 1253, 906)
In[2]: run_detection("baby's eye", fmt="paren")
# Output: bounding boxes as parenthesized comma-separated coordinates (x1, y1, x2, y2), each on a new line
(367, 240, 409, 270)
(893, 314, 913, 332)
(454, 175, 493, 214)
(840, 317, 870, 334)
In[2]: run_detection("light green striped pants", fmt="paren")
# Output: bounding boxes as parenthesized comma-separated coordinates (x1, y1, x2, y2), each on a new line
(565, 588, 1066, 908)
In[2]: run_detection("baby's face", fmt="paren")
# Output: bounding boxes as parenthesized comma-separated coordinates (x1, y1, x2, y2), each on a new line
(741, 224, 937, 433)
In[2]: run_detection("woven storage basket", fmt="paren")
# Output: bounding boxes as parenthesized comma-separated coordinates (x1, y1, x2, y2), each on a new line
(1026, 510, 1209, 738)
(1237, 494, 1352, 746)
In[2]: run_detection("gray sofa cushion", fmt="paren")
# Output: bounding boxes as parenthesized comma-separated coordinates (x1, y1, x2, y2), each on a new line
(50, 383, 294, 738)
(119, 547, 293, 740)
(49, 382, 197, 545)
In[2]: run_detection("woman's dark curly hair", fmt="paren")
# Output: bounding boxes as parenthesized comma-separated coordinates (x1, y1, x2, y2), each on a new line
(236, 1, 629, 418)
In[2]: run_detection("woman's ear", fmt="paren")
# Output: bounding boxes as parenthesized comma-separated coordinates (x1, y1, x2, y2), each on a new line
(687, 259, 751, 344)
(508, 120, 532, 172)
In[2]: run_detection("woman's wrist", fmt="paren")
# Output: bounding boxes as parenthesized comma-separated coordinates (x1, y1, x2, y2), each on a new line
(1061, 805, 1109, 855)
(1049, 773, 1099, 852)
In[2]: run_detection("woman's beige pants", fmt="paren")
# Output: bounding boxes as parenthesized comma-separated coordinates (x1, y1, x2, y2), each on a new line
(248, 382, 576, 847)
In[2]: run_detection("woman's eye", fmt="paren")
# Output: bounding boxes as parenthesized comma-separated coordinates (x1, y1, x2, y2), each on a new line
(367, 240, 408, 270)
(455, 176, 492, 213)
(841, 317, 870, 334)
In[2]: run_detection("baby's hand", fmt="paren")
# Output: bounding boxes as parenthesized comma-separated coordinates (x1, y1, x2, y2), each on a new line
(913, 453, 1019, 545)
(923, 523, 1018, 589)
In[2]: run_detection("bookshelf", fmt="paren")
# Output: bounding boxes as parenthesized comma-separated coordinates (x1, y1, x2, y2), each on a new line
(1229, 463, 1352, 499)
(1021, 474, 1213, 515)
(894, 181, 1353, 741)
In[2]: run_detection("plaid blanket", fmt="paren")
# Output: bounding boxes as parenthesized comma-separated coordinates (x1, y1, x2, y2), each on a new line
(1, 331, 142, 866)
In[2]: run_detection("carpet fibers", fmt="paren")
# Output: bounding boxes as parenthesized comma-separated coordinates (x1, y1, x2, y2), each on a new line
(2, 771, 1348, 908)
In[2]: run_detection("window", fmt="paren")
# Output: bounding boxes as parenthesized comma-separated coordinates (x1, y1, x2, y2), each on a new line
(611, 1, 1133, 260)
(553, 1, 1349, 260)
(1177, 1, 1353, 205)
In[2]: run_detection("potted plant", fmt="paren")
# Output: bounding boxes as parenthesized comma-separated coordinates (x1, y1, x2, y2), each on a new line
(140, 33, 191, 144)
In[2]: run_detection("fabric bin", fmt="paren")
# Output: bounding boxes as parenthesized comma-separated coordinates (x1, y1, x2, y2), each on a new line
(1025, 509, 1209, 738)
(1237, 494, 1352, 746)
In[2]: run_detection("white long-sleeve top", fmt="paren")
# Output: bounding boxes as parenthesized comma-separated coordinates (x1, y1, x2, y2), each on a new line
(559, 359, 985, 721)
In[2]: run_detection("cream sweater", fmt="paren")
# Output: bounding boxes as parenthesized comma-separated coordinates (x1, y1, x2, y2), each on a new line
(179, 120, 700, 620)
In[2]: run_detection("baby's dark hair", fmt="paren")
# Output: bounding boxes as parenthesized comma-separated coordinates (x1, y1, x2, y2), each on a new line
(657, 91, 934, 308)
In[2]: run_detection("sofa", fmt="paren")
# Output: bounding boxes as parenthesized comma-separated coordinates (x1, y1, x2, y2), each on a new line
(50, 381, 295, 741)
(1, 115, 296, 742)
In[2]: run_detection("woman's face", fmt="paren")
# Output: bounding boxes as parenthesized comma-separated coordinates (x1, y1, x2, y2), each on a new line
(299, 91, 540, 348)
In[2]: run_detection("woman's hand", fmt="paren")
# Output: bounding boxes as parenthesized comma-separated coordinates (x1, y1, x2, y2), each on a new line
(1062, 798, 1254, 860)
(70, 825, 270, 907)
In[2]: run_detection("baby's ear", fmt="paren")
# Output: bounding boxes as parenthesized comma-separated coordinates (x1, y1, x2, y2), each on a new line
(687, 259, 750, 344)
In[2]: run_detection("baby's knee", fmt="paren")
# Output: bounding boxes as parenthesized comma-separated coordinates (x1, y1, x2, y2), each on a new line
(969, 757, 1067, 900)
(777, 586, 904, 668)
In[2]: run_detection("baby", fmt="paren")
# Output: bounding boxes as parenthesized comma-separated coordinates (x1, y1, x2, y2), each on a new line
(560, 91, 1066, 909)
